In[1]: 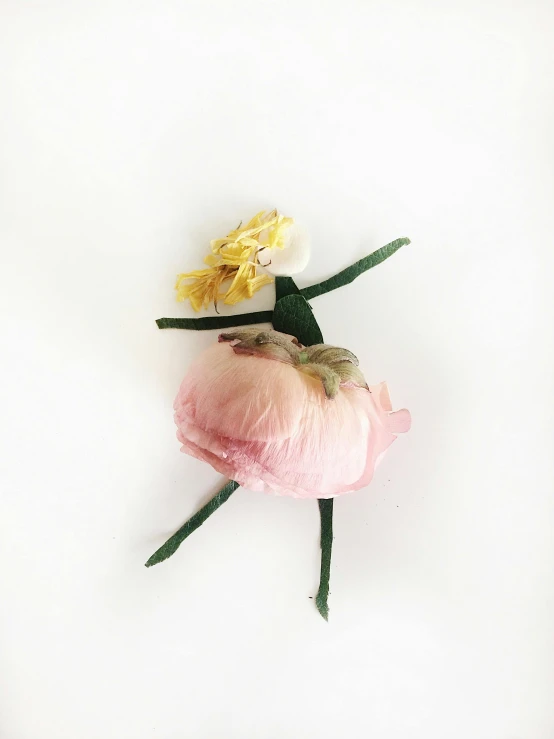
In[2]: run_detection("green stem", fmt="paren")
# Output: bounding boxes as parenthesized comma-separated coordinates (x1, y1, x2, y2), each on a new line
(315, 498, 334, 621)
(301, 237, 410, 301)
(156, 311, 274, 331)
(145, 480, 240, 567)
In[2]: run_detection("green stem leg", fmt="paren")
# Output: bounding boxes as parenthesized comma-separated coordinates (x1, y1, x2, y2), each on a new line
(145, 480, 240, 567)
(316, 498, 334, 621)
(156, 311, 273, 331)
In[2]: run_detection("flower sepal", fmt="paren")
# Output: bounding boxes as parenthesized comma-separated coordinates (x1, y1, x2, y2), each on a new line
(219, 328, 368, 399)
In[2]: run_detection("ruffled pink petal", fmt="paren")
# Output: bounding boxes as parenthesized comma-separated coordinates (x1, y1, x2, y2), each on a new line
(173, 341, 410, 498)
(386, 408, 411, 434)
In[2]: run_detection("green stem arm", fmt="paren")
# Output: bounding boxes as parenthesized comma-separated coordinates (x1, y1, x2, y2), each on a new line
(315, 498, 334, 621)
(156, 311, 274, 331)
(300, 237, 410, 302)
(145, 480, 239, 566)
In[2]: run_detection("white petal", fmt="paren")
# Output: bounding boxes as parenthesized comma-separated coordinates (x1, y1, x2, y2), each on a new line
(261, 224, 311, 276)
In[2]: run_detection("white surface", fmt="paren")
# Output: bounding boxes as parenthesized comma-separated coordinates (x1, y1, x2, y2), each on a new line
(1, 1, 553, 737)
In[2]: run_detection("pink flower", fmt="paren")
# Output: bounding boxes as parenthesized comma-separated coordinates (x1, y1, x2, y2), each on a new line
(173, 329, 410, 499)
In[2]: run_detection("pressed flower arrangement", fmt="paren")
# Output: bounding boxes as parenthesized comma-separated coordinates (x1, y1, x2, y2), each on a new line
(147, 210, 411, 620)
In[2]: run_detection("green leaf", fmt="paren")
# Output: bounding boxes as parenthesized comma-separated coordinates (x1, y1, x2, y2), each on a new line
(275, 275, 302, 302)
(156, 311, 273, 331)
(272, 294, 324, 346)
(301, 237, 410, 301)
(145, 480, 240, 567)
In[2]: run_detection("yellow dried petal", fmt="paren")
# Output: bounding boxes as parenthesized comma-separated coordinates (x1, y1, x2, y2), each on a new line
(175, 267, 215, 285)
(267, 215, 293, 249)
(222, 263, 255, 305)
(247, 273, 274, 295)
(219, 244, 257, 265)
(175, 209, 292, 310)
(176, 265, 235, 311)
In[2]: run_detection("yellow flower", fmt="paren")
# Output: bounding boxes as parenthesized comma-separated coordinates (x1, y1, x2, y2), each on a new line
(175, 210, 293, 311)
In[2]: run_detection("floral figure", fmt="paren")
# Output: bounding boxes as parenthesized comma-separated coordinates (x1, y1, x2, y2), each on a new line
(147, 210, 411, 620)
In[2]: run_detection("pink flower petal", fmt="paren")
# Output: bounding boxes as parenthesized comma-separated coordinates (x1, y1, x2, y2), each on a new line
(173, 339, 410, 498)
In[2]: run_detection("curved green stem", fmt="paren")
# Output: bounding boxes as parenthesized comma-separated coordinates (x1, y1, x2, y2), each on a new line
(156, 311, 274, 331)
(301, 237, 410, 301)
(145, 480, 239, 567)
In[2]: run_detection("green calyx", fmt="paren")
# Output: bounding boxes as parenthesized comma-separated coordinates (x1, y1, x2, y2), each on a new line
(219, 329, 368, 399)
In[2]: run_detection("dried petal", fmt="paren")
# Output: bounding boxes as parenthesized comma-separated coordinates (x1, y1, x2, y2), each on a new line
(299, 363, 341, 399)
(306, 345, 359, 366)
(332, 361, 369, 389)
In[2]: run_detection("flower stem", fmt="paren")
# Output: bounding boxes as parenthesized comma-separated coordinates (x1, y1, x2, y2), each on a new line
(301, 237, 410, 301)
(316, 499, 334, 621)
(145, 480, 240, 567)
(156, 311, 274, 331)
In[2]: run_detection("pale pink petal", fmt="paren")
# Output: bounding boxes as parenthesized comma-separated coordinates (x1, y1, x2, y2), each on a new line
(368, 381, 392, 411)
(173, 337, 410, 499)
(235, 380, 371, 496)
(386, 408, 412, 434)
(174, 343, 305, 442)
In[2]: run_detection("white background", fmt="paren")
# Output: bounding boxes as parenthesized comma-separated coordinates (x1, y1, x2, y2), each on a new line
(1, 1, 553, 737)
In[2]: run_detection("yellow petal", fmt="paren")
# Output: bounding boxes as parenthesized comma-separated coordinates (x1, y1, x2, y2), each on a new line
(223, 262, 255, 305)
(175, 267, 216, 285)
(175, 210, 292, 310)
(203, 254, 220, 267)
(247, 273, 274, 295)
